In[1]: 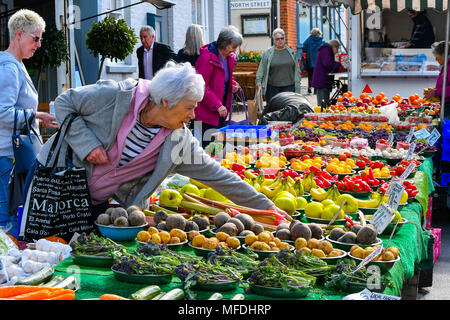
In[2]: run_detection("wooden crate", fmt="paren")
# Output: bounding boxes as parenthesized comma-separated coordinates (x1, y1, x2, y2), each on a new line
(234, 62, 258, 100)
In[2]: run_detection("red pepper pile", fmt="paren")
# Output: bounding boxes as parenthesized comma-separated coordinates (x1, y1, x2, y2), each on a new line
(356, 155, 371, 169)
(282, 170, 300, 179)
(306, 166, 338, 189)
(337, 173, 375, 193)
(379, 180, 419, 198)
(230, 163, 254, 179)
(390, 159, 419, 177)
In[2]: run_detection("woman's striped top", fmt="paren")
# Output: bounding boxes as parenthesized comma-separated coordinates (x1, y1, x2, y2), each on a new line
(119, 116, 161, 167)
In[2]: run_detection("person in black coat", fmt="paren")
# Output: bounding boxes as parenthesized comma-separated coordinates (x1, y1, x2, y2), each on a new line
(175, 24, 205, 67)
(405, 9, 435, 48)
(137, 25, 175, 79)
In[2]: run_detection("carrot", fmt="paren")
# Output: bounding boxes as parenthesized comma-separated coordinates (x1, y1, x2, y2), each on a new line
(12, 289, 51, 300)
(99, 294, 130, 300)
(0, 286, 46, 298)
(46, 289, 74, 299)
(45, 292, 75, 300)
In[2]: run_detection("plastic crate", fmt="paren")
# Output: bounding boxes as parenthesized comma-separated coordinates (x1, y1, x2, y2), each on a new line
(443, 120, 450, 148)
(442, 150, 450, 162)
(441, 172, 450, 187)
(217, 125, 271, 139)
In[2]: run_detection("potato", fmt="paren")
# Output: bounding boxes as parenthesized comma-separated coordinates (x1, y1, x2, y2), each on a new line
(328, 249, 343, 257)
(318, 240, 333, 255)
(159, 231, 171, 244)
(216, 231, 230, 242)
(151, 233, 162, 244)
(307, 238, 320, 249)
(277, 242, 290, 250)
(363, 247, 376, 258)
(137, 231, 150, 242)
(352, 247, 365, 259)
(270, 246, 280, 251)
(218, 241, 228, 248)
(202, 238, 218, 250)
(261, 243, 271, 251)
(170, 228, 187, 242)
(382, 251, 396, 261)
(245, 234, 258, 246)
(169, 236, 181, 244)
(311, 249, 326, 258)
(294, 237, 307, 250)
(387, 246, 399, 258)
(189, 230, 201, 241)
(192, 234, 206, 247)
(273, 237, 282, 247)
(257, 231, 272, 243)
(226, 237, 240, 249)
(298, 247, 311, 254)
(251, 241, 265, 250)
(350, 245, 359, 255)
(268, 241, 277, 248)
(147, 226, 159, 235)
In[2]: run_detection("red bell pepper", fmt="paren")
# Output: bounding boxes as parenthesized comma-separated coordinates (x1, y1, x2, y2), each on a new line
(232, 163, 246, 172)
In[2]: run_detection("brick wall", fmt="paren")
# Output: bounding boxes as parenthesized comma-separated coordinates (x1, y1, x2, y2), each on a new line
(279, 0, 297, 51)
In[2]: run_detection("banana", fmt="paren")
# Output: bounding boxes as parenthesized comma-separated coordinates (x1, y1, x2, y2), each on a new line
(244, 170, 257, 180)
(282, 178, 297, 197)
(327, 186, 341, 202)
(310, 187, 329, 202)
(267, 175, 282, 189)
(357, 197, 382, 209)
(261, 184, 283, 200)
(294, 179, 305, 196)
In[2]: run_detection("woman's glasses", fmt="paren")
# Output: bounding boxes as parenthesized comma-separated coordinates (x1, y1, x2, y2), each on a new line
(275, 37, 285, 41)
(27, 33, 42, 43)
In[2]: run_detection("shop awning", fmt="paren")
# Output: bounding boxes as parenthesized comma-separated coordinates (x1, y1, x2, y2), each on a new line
(299, 0, 448, 14)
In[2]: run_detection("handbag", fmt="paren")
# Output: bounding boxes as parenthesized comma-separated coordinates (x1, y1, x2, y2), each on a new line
(11, 110, 42, 175)
(20, 113, 96, 242)
(226, 88, 253, 126)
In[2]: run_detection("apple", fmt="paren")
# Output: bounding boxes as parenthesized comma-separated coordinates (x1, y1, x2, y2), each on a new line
(178, 183, 200, 196)
(321, 204, 345, 220)
(274, 196, 297, 215)
(273, 191, 295, 203)
(295, 196, 308, 209)
(159, 189, 183, 207)
(321, 199, 335, 207)
(304, 202, 324, 219)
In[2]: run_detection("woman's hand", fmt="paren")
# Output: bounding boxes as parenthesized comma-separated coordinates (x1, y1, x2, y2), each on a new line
(36, 112, 58, 129)
(217, 105, 228, 118)
(266, 205, 287, 217)
(86, 146, 109, 165)
(232, 82, 240, 94)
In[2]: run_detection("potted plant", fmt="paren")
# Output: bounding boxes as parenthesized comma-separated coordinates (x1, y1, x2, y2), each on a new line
(85, 17, 138, 80)
(24, 23, 69, 93)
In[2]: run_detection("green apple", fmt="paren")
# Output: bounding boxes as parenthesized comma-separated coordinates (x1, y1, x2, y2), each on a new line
(335, 194, 359, 213)
(295, 196, 308, 209)
(273, 191, 295, 202)
(321, 204, 345, 220)
(304, 202, 324, 218)
(321, 199, 335, 207)
(274, 196, 297, 215)
(179, 183, 200, 196)
(159, 189, 183, 206)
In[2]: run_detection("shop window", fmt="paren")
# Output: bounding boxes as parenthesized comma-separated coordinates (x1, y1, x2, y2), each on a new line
(192, 0, 209, 43)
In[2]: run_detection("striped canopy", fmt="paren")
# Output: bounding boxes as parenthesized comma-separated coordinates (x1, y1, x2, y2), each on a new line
(299, 0, 448, 14)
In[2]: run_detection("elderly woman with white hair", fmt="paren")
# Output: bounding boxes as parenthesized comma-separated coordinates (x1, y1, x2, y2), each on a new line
(32, 62, 281, 217)
(0, 9, 56, 236)
(255, 28, 301, 105)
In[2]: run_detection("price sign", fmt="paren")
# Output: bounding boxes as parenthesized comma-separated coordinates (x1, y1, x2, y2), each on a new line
(405, 127, 415, 143)
(344, 289, 401, 300)
(426, 128, 441, 147)
(388, 132, 394, 144)
(399, 162, 416, 181)
(405, 142, 416, 161)
(370, 203, 395, 234)
(385, 177, 400, 196)
(352, 245, 384, 273)
(387, 181, 405, 211)
(413, 128, 430, 140)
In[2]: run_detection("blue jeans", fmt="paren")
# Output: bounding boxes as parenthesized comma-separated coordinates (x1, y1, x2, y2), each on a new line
(0, 157, 18, 238)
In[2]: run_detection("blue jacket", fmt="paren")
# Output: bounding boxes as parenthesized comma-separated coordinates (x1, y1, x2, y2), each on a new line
(302, 35, 325, 68)
(0, 52, 39, 158)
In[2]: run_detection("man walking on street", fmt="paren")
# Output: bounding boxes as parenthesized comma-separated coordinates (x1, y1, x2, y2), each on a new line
(137, 25, 175, 79)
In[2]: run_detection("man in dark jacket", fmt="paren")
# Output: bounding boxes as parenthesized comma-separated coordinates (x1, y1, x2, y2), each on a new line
(311, 40, 344, 107)
(302, 28, 325, 94)
(405, 10, 435, 48)
(137, 25, 175, 79)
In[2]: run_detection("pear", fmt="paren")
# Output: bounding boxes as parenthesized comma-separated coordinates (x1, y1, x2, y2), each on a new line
(304, 202, 324, 219)
(335, 194, 359, 214)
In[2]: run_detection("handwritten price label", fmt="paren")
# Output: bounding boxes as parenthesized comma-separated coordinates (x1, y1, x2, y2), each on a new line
(426, 128, 441, 147)
(399, 162, 416, 181)
(370, 203, 395, 234)
(405, 142, 416, 161)
(405, 128, 415, 143)
(413, 128, 430, 140)
(387, 181, 405, 211)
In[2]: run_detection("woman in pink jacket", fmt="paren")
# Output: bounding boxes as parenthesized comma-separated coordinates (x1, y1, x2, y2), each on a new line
(194, 25, 242, 148)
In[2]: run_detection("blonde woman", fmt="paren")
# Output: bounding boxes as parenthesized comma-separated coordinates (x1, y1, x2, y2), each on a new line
(175, 24, 205, 66)
(255, 28, 301, 104)
(0, 9, 56, 237)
